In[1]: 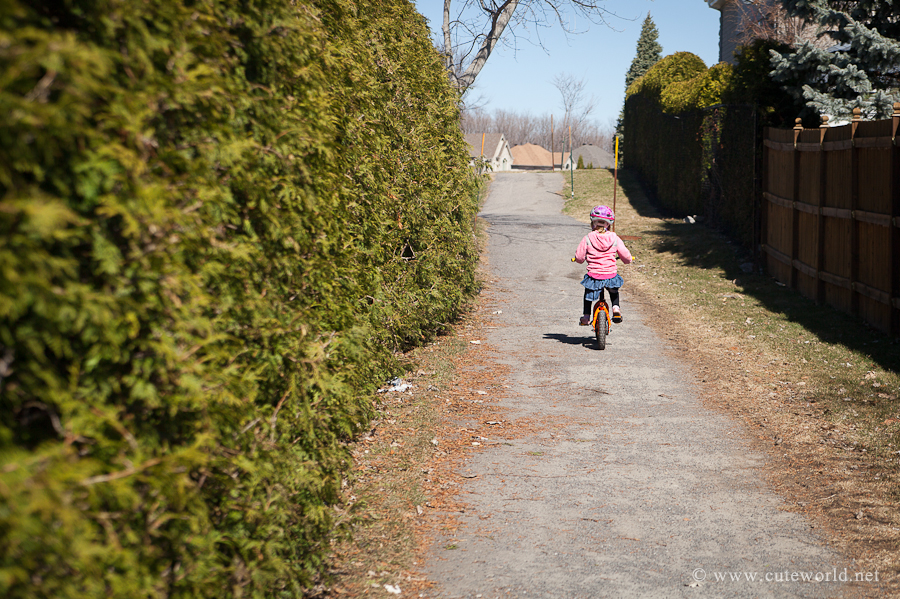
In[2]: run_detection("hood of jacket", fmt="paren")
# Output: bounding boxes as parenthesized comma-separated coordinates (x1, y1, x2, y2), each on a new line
(587, 230, 616, 252)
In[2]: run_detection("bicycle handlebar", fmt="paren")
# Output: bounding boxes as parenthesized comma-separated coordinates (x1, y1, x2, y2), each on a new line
(573, 256, 638, 262)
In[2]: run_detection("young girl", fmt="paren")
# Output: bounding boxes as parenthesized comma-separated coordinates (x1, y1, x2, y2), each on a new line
(573, 205, 633, 326)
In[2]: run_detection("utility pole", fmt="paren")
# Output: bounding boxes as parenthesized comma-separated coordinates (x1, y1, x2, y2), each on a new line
(480, 132, 485, 176)
(550, 115, 554, 171)
(569, 125, 574, 198)
(612, 136, 619, 232)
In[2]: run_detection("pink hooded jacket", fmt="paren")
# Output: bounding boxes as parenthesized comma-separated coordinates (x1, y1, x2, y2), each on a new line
(574, 230, 633, 279)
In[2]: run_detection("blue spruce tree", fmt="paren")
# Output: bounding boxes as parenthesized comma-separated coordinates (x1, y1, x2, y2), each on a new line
(769, 0, 900, 119)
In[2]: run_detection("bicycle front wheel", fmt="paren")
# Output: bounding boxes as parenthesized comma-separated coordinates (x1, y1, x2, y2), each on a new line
(595, 309, 608, 350)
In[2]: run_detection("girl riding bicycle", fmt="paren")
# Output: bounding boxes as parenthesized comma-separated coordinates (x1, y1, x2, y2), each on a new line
(573, 206, 633, 326)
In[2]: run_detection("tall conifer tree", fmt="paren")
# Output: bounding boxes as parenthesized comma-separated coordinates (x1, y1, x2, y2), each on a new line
(617, 14, 662, 141)
(770, 0, 900, 119)
(625, 13, 663, 91)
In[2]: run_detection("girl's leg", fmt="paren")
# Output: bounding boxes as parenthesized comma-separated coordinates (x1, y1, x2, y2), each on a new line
(609, 287, 622, 321)
(580, 289, 596, 325)
(607, 287, 620, 308)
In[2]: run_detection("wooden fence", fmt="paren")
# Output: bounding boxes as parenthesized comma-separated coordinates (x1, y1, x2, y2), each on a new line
(762, 104, 900, 335)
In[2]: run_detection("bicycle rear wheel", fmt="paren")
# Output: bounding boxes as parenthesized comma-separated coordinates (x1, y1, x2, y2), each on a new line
(594, 304, 608, 350)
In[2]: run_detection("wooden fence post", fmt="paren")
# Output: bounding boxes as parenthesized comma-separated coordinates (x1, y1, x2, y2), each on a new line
(791, 117, 803, 290)
(850, 108, 861, 317)
(761, 126, 769, 266)
(891, 102, 900, 335)
(816, 115, 829, 304)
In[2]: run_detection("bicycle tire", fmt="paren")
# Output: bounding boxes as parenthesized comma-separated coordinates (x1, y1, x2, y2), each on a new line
(594, 306, 608, 350)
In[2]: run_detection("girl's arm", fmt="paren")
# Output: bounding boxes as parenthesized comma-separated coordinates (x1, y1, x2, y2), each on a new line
(615, 235, 633, 264)
(574, 236, 589, 263)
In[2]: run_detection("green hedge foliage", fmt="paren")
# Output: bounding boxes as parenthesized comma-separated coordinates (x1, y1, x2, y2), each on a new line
(662, 62, 734, 114)
(623, 54, 709, 215)
(722, 39, 803, 128)
(699, 104, 760, 248)
(623, 46, 797, 248)
(623, 94, 706, 216)
(626, 52, 708, 107)
(0, 1, 478, 597)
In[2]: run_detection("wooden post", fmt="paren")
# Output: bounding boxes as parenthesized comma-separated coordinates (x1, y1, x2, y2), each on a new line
(612, 136, 619, 232)
(791, 117, 803, 290)
(761, 126, 770, 272)
(850, 108, 861, 317)
(569, 125, 573, 195)
(816, 115, 829, 304)
(480, 132, 485, 175)
(550, 115, 554, 172)
(891, 102, 900, 335)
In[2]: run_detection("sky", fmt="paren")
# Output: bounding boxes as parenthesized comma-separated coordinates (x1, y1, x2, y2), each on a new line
(413, 0, 722, 126)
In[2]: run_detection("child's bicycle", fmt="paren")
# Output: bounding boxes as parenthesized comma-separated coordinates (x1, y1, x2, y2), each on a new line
(590, 298, 612, 350)
(572, 257, 614, 350)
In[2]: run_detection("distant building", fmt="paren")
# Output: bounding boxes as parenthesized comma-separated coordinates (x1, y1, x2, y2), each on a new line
(707, 0, 766, 65)
(562, 144, 614, 170)
(464, 133, 514, 171)
(706, 0, 828, 65)
(510, 143, 569, 171)
(511, 143, 552, 170)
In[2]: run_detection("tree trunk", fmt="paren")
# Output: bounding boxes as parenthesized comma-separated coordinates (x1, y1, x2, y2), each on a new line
(442, 0, 453, 72)
(451, 0, 520, 93)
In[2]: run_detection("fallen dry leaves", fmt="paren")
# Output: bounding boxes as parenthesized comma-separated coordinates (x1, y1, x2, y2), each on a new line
(314, 284, 534, 597)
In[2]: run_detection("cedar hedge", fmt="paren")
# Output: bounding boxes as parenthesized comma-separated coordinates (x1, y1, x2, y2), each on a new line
(623, 53, 711, 217)
(623, 46, 799, 247)
(625, 51, 708, 108)
(0, 0, 478, 597)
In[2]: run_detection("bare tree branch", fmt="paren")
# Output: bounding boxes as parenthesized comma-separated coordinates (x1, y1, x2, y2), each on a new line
(455, 0, 520, 92)
(551, 73, 597, 149)
(733, 0, 830, 49)
(441, 0, 619, 95)
(461, 105, 613, 150)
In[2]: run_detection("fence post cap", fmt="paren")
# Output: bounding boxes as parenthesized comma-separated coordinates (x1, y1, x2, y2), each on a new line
(793, 118, 803, 129)
(852, 108, 862, 120)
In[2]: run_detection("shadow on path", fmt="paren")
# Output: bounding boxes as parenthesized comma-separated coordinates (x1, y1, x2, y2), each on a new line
(543, 332, 603, 350)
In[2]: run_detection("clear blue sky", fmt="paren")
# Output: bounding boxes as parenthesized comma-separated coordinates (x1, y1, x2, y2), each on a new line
(413, 0, 721, 125)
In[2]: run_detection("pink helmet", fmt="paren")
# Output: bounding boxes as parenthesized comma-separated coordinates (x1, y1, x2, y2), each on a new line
(590, 205, 615, 222)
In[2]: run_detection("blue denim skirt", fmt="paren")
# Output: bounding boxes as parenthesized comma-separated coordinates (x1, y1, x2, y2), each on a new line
(581, 273, 623, 301)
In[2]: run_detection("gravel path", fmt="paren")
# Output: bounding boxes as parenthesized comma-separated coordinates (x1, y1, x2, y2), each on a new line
(424, 172, 850, 598)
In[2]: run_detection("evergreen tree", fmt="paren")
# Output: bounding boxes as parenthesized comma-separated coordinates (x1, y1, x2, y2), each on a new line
(625, 14, 663, 91)
(617, 14, 662, 147)
(770, 0, 900, 119)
